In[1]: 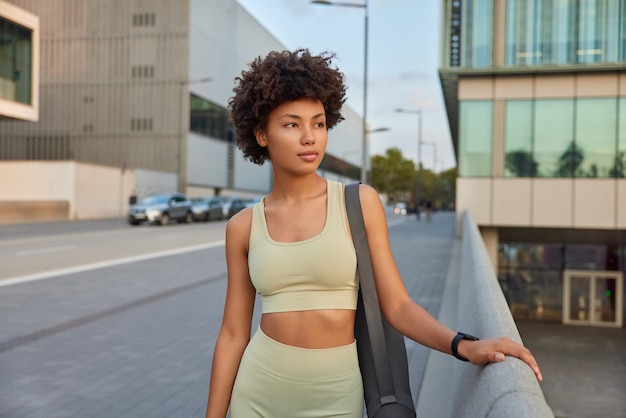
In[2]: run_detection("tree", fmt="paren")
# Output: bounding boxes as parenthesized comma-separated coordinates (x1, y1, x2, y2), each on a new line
(371, 148, 457, 210)
(435, 167, 457, 209)
(555, 141, 584, 177)
(609, 151, 625, 178)
(371, 148, 416, 203)
(505, 150, 537, 177)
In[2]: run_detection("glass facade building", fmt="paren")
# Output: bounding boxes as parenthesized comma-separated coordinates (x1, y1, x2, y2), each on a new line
(452, 0, 626, 69)
(440, 0, 626, 327)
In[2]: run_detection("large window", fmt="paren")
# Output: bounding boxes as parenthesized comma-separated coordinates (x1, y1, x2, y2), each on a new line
(189, 94, 233, 142)
(461, 0, 493, 67)
(0, 16, 32, 105)
(576, 99, 617, 178)
(534, 99, 574, 177)
(505, 98, 623, 178)
(506, 0, 626, 67)
(459, 101, 492, 176)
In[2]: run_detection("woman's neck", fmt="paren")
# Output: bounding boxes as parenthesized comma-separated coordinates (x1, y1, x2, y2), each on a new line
(268, 174, 327, 204)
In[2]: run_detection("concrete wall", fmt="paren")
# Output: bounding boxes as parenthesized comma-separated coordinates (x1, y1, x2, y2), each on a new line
(453, 211, 554, 417)
(0, 161, 139, 223)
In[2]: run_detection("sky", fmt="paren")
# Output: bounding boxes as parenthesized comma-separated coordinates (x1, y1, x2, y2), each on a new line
(235, 0, 456, 173)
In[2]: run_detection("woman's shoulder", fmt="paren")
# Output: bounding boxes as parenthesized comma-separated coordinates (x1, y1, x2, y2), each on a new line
(225, 206, 254, 242)
(353, 184, 386, 228)
(356, 183, 381, 203)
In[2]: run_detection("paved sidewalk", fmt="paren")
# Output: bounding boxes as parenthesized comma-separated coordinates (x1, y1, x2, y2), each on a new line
(387, 212, 458, 403)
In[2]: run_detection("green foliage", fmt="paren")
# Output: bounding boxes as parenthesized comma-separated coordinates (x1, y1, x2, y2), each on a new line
(506, 150, 538, 177)
(371, 148, 416, 203)
(555, 141, 584, 177)
(609, 151, 625, 178)
(371, 148, 457, 209)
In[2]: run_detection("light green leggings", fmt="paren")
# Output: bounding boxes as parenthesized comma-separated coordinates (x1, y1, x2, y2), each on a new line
(230, 327, 364, 418)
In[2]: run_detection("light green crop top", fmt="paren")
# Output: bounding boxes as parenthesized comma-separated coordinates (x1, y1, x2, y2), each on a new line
(248, 180, 359, 313)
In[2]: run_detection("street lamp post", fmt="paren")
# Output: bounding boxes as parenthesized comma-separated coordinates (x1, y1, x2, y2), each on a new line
(178, 77, 213, 193)
(312, 0, 369, 184)
(395, 108, 422, 219)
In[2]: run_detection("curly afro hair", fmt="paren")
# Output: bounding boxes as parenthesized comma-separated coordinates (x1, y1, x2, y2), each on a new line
(228, 48, 347, 165)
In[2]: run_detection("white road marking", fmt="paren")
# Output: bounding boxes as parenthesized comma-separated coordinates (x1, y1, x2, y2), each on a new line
(0, 241, 225, 288)
(16, 245, 77, 256)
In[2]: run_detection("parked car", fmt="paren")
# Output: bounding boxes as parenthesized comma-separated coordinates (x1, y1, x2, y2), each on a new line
(191, 197, 225, 222)
(221, 196, 247, 219)
(128, 193, 193, 225)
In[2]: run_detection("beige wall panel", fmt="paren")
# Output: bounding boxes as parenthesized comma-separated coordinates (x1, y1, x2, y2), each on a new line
(494, 77, 533, 99)
(618, 180, 626, 228)
(458, 77, 494, 100)
(573, 180, 615, 228)
(457, 178, 492, 225)
(576, 73, 618, 97)
(492, 179, 531, 226)
(532, 179, 573, 227)
(534, 75, 575, 98)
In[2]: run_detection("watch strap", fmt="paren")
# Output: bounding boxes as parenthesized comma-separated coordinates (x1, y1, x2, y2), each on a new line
(451, 332, 480, 362)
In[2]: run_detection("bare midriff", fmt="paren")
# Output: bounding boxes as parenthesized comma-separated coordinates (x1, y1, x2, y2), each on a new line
(260, 309, 356, 349)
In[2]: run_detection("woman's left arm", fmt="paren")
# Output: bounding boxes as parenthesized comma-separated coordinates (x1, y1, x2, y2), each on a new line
(357, 184, 542, 382)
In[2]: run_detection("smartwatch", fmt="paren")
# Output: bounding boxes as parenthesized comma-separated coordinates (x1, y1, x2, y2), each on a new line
(451, 332, 480, 362)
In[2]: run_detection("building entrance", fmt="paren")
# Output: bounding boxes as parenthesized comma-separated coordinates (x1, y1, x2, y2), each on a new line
(563, 270, 623, 327)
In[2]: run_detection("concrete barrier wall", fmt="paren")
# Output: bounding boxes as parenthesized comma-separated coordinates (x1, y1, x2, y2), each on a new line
(453, 211, 553, 417)
(0, 201, 69, 223)
(0, 161, 136, 223)
(74, 163, 135, 219)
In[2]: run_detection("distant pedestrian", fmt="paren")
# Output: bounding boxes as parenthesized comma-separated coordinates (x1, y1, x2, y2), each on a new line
(129, 190, 137, 205)
(425, 199, 432, 222)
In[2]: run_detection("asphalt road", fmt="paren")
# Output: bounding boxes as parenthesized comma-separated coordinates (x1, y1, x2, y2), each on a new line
(0, 219, 227, 284)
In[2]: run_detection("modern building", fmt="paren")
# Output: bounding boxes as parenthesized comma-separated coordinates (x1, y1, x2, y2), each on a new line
(0, 0, 363, 223)
(440, 0, 625, 328)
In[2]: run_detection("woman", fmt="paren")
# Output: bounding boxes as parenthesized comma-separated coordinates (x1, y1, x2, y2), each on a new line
(205, 49, 542, 418)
